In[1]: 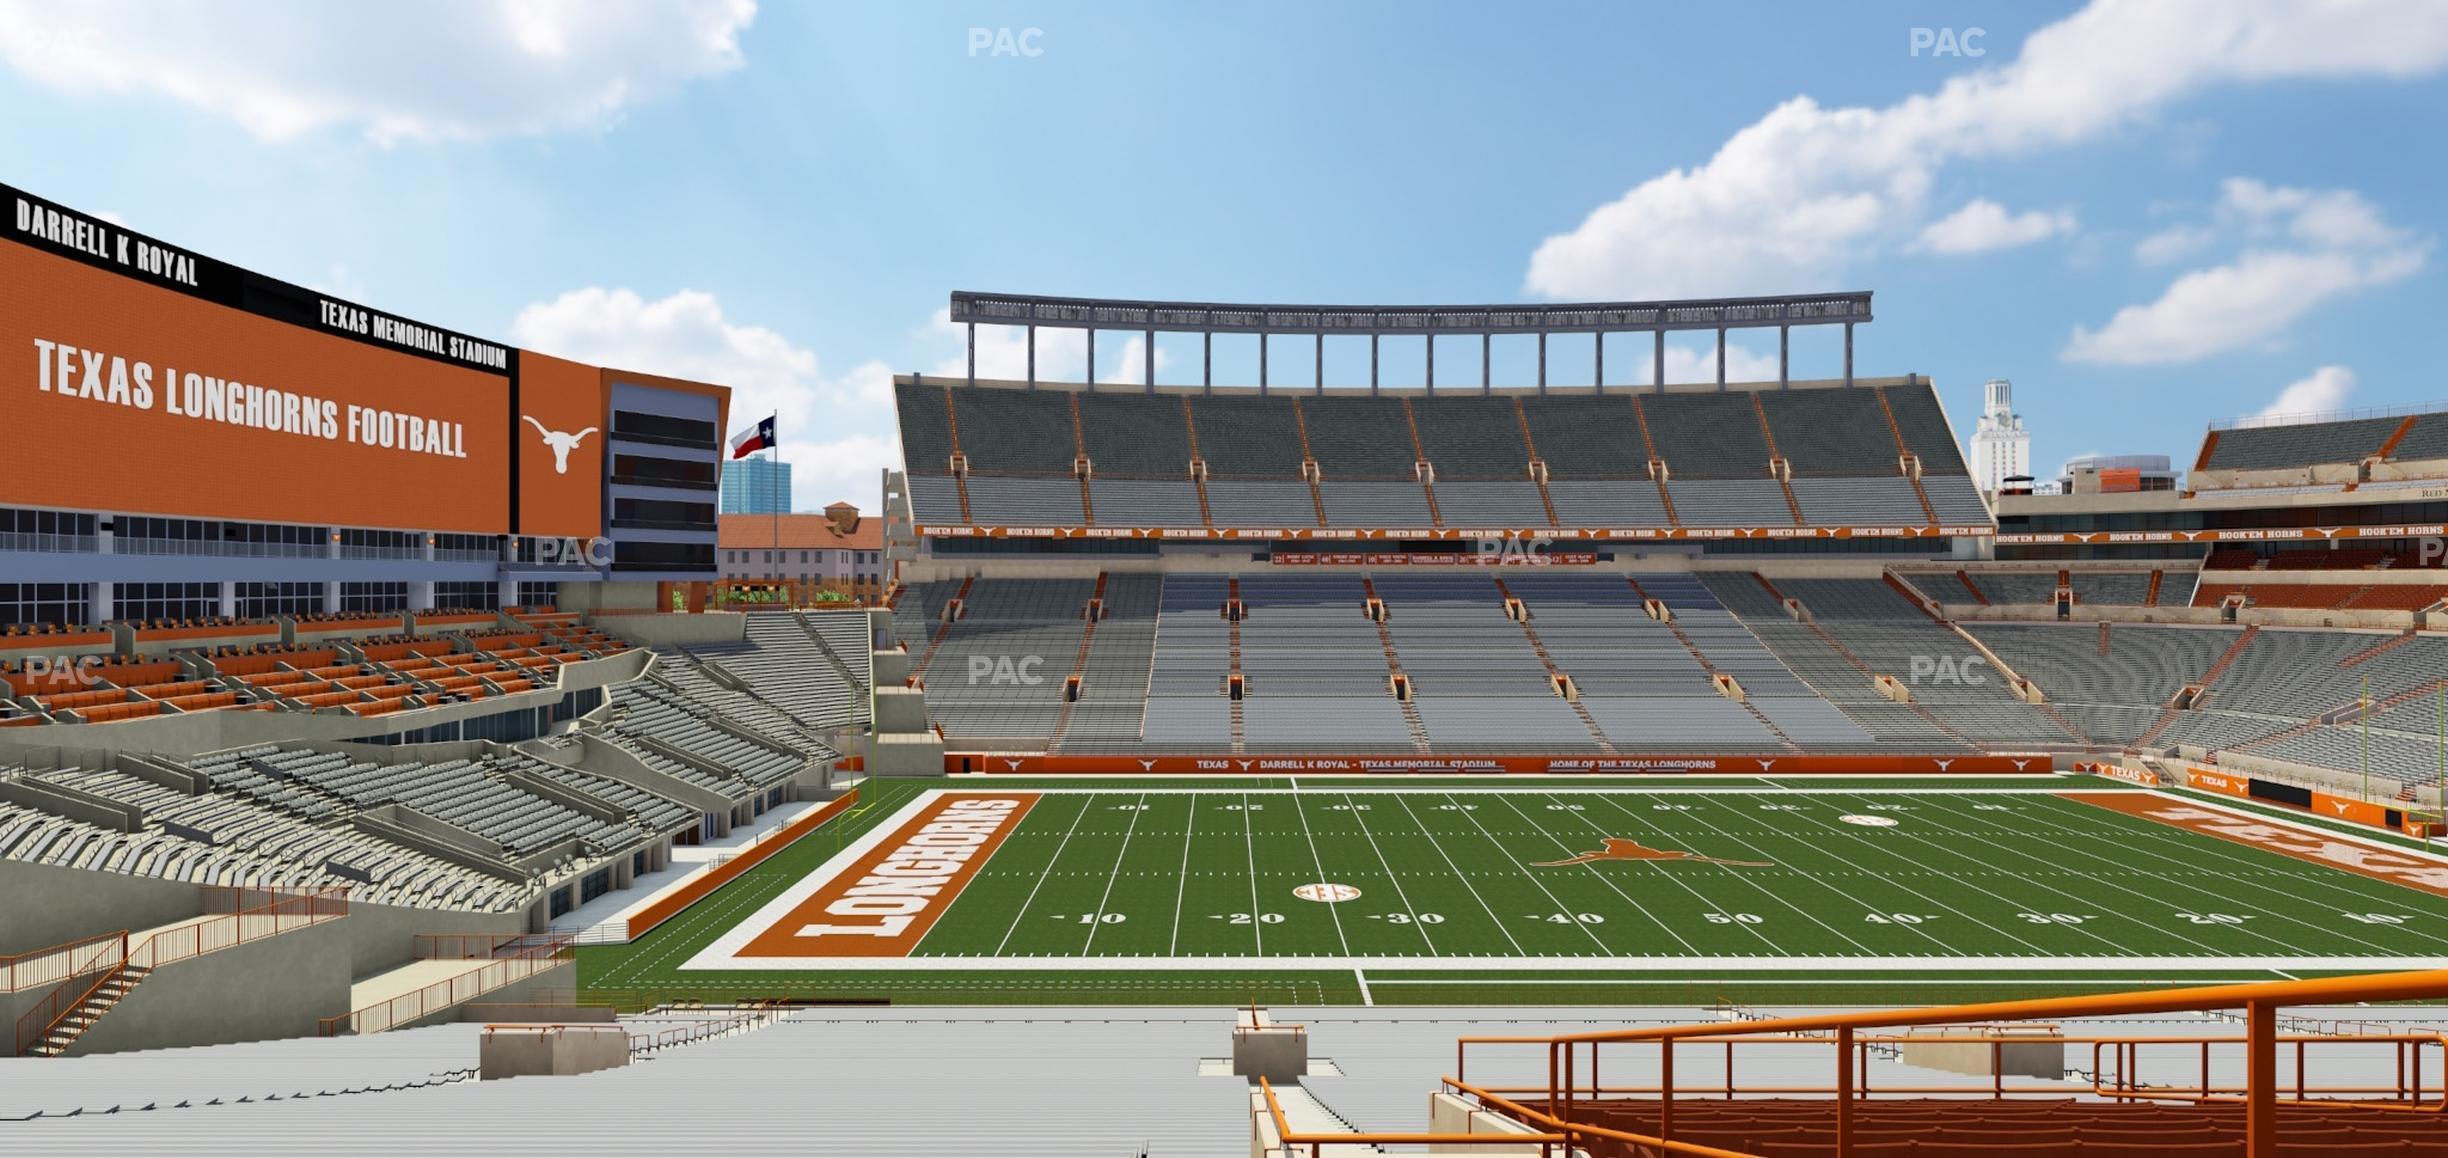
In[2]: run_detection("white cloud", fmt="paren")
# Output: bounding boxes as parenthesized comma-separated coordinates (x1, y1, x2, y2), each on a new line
(2134, 223, 2217, 265)
(1096, 335, 1175, 386)
(0, 0, 755, 144)
(1524, 0, 2448, 299)
(1628, 341, 1782, 386)
(929, 309, 1087, 382)
(1913, 199, 2077, 255)
(511, 286, 888, 509)
(2256, 364, 2358, 419)
(2066, 179, 2429, 364)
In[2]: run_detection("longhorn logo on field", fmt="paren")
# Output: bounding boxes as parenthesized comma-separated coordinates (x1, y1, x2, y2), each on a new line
(522, 415, 597, 473)
(1535, 838, 1774, 868)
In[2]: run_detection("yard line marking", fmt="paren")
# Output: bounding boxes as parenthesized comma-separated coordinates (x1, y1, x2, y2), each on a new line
(2068, 791, 2448, 934)
(1083, 792, 1152, 954)
(1773, 805, 2061, 955)
(1355, 969, 1374, 1007)
(1289, 790, 1356, 958)
(1501, 792, 1746, 955)
(991, 793, 1095, 957)
(1834, 792, 2247, 957)
(1341, 792, 1440, 957)
(1168, 791, 1197, 956)
(1390, 795, 1529, 957)
(1443, 793, 1619, 955)
(1590, 793, 1885, 955)
(1242, 792, 1265, 957)
(1925, 794, 2427, 956)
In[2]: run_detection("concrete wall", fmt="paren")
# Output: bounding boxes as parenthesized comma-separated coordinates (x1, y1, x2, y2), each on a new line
(478, 1019, 630, 1080)
(0, 860, 200, 955)
(392, 961, 577, 1032)
(592, 611, 747, 649)
(67, 916, 354, 1056)
(343, 899, 530, 978)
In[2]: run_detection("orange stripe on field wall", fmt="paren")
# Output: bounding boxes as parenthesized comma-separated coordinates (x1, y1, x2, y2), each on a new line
(2065, 790, 2448, 899)
(736, 793, 1039, 958)
(625, 788, 861, 939)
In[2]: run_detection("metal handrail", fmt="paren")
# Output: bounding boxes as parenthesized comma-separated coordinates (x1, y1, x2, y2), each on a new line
(1255, 1076, 1571, 1157)
(1461, 968, 2448, 1157)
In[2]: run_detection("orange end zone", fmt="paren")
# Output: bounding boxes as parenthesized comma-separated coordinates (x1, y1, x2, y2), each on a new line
(733, 792, 1038, 958)
(2065, 791, 2448, 898)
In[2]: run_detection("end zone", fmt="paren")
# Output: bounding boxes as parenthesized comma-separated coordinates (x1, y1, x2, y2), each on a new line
(684, 791, 1037, 968)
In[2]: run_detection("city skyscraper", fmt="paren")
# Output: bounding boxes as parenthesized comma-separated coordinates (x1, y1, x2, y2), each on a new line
(721, 457, 793, 514)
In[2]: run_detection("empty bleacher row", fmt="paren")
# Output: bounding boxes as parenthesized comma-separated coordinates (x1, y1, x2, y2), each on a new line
(918, 577, 1098, 749)
(1916, 569, 2162, 608)
(900, 572, 1952, 754)
(2192, 580, 2448, 612)
(5, 757, 538, 912)
(872, 564, 2448, 776)
(899, 379, 1992, 530)
(588, 678, 819, 792)
(0, 798, 370, 901)
(194, 748, 638, 857)
(683, 613, 868, 731)
(2203, 411, 2440, 473)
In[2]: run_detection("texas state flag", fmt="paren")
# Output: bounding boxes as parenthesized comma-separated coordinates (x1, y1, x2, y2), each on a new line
(729, 414, 777, 459)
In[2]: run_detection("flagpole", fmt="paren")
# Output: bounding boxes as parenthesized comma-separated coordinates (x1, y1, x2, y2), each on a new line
(767, 414, 781, 606)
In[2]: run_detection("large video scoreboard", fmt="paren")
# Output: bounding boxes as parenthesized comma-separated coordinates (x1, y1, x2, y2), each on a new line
(2, 183, 615, 539)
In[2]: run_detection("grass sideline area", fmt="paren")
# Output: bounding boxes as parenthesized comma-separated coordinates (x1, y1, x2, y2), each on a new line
(576, 774, 2448, 1006)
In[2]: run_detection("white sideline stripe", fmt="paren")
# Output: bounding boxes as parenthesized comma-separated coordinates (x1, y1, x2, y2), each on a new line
(681, 789, 955, 972)
(931, 784, 2092, 796)
(685, 952, 2448, 973)
(1360, 977, 2279, 987)
(2139, 788, 2448, 868)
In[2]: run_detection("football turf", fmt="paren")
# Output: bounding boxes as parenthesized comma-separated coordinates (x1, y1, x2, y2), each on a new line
(577, 776, 2448, 1006)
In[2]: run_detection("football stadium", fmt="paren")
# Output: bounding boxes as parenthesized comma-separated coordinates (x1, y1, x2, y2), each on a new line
(10, 181, 2448, 1154)
(4, 6, 2448, 1145)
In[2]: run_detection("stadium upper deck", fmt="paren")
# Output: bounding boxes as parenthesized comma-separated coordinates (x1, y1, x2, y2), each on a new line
(896, 375, 1993, 539)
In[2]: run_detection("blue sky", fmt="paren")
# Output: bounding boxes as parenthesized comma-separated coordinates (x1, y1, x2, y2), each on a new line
(2, 0, 2442, 507)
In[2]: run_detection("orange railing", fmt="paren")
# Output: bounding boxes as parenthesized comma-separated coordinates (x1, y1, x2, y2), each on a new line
(9, 935, 128, 1055)
(322, 934, 573, 1037)
(0, 931, 127, 994)
(11, 886, 347, 1056)
(131, 886, 351, 972)
(1446, 968, 2448, 1157)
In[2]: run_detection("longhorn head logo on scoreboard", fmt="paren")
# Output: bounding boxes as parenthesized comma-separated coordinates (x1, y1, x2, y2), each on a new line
(522, 415, 598, 474)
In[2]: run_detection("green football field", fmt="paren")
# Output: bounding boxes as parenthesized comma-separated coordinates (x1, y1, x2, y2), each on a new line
(576, 775, 2448, 1006)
